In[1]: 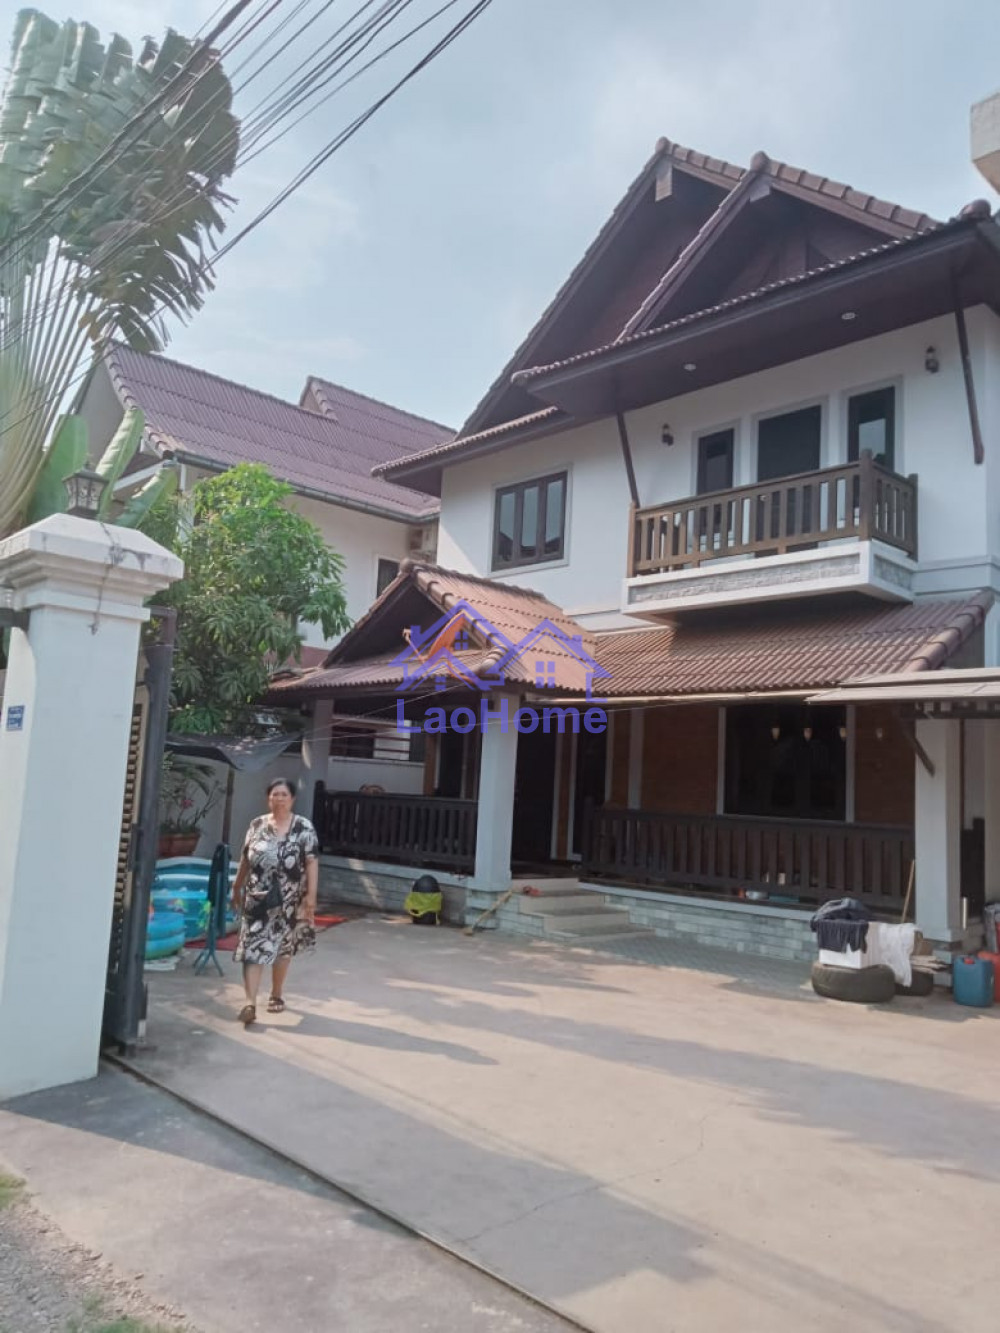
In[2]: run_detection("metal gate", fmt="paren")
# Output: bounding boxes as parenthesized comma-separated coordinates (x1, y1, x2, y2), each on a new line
(103, 609, 175, 1052)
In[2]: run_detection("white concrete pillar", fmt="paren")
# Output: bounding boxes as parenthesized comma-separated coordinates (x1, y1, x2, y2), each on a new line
(473, 694, 519, 890)
(983, 722, 1000, 903)
(0, 516, 181, 1100)
(302, 698, 333, 804)
(914, 719, 964, 943)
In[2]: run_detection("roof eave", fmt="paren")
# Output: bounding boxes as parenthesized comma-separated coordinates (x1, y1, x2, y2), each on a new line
(513, 222, 995, 418)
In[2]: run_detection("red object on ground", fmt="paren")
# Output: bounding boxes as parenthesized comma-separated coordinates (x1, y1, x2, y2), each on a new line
(183, 916, 347, 952)
(522, 886, 541, 896)
(978, 952, 1000, 1001)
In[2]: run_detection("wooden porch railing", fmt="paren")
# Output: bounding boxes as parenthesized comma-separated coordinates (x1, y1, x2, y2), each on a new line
(629, 452, 918, 577)
(582, 807, 914, 912)
(314, 788, 477, 873)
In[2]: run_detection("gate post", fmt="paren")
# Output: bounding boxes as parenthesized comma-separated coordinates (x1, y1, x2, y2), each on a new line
(0, 516, 181, 1100)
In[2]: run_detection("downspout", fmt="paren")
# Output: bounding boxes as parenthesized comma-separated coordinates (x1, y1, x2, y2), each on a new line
(952, 276, 985, 465)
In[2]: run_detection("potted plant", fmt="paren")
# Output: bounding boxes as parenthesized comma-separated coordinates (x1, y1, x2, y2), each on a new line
(157, 754, 221, 858)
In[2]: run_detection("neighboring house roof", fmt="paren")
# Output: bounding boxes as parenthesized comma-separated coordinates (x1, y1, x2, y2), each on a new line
(375, 138, 964, 491)
(268, 562, 990, 702)
(595, 594, 990, 697)
(102, 344, 445, 521)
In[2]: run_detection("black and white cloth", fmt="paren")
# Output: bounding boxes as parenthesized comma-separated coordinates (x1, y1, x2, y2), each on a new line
(810, 897, 872, 953)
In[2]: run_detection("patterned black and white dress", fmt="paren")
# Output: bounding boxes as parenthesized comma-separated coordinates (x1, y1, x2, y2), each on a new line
(234, 814, 319, 965)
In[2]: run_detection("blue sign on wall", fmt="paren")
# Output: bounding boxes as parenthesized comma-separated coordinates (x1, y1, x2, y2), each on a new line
(5, 705, 25, 731)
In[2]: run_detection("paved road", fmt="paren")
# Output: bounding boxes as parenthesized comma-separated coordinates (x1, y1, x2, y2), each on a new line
(0, 1066, 577, 1333)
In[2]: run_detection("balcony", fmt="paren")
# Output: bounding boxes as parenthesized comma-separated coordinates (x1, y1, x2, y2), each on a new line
(625, 452, 918, 616)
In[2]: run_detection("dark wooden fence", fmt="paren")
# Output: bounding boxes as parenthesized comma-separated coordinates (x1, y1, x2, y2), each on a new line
(582, 807, 914, 912)
(630, 451, 918, 576)
(314, 787, 477, 873)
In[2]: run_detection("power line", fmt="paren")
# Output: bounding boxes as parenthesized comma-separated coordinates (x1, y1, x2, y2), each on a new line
(0, 0, 494, 444)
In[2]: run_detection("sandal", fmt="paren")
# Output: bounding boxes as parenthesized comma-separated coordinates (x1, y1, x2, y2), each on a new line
(267, 996, 286, 1014)
(238, 1004, 256, 1026)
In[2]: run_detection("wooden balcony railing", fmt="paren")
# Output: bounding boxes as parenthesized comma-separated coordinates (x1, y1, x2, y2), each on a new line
(582, 807, 914, 912)
(629, 451, 917, 577)
(314, 787, 477, 873)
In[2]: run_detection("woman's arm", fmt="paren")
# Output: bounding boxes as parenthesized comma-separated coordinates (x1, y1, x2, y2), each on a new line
(303, 856, 318, 923)
(230, 851, 250, 907)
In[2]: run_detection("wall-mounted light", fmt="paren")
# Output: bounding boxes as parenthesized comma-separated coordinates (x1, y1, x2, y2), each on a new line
(661, 424, 674, 446)
(64, 466, 107, 518)
(803, 726, 813, 741)
(875, 725, 885, 742)
(771, 724, 781, 742)
(925, 346, 940, 374)
(838, 724, 848, 742)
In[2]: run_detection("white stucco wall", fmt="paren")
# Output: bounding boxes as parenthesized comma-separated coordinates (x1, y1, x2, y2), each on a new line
(438, 308, 1000, 633)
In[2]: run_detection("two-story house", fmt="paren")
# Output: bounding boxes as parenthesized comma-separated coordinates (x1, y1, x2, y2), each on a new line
(272, 138, 1000, 960)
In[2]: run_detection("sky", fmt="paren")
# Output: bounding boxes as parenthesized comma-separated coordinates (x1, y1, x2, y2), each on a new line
(18, 0, 1000, 431)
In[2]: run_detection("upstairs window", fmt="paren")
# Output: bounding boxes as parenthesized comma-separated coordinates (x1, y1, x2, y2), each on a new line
(696, 428, 735, 495)
(493, 472, 567, 570)
(848, 387, 895, 471)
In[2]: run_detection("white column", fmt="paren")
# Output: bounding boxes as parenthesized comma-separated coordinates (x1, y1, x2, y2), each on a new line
(473, 694, 519, 891)
(983, 722, 1000, 903)
(0, 515, 182, 1100)
(914, 718, 964, 943)
(302, 698, 333, 805)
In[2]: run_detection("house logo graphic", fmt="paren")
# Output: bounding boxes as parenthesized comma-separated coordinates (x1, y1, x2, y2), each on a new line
(391, 600, 611, 737)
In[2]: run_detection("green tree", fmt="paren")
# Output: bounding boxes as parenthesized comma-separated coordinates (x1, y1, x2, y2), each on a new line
(0, 8, 239, 537)
(157, 464, 350, 735)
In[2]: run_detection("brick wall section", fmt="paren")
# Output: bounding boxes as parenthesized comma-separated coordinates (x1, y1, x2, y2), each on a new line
(854, 704, 914, 826)
(642, 705, 719, 814)
(609, 711, 631, 806)
(319, 857, 467, 923)
(468, 884, 814, 962)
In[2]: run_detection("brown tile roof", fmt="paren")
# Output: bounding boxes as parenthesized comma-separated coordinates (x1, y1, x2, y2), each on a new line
(373, 406, 567, 482)
(270, 568, 989, 703)
(594, 595, 991, 697)
(104, 344, 444, 520)
(270, 560, 602, 697)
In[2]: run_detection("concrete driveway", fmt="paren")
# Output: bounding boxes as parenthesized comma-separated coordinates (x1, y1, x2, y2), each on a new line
(127, 917, 1000, 1333)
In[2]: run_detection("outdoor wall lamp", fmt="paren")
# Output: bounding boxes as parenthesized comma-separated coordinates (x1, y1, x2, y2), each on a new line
(64, 466, 107, 518)
(925, 346, 940, 373)
(771, 724, 781, 741)
(661, 423, 674, 446)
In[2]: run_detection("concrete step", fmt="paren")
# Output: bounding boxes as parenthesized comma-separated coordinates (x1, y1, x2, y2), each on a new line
(519, 893, 605, 916)
(548, 925, 657, 943)
(543, 910, 636, 934)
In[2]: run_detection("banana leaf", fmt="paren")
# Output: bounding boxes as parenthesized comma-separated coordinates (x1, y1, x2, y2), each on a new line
(95, 406, 144, 517)
(115, 460, 178, 530)
(25, 412, 88, 523)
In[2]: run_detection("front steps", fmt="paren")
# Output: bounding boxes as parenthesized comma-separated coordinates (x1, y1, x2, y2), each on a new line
(514, 879, 654, 943)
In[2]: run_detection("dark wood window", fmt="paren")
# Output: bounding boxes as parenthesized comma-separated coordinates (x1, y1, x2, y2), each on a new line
(376, 558, 400, 596)
(696, 428, 734, 494)
(329, 725, 376, 760)
(757, 405, 821, 481)
(848, 387, 895, 470)
(493, 473, 567, 570)
(725, 704, 846, 821)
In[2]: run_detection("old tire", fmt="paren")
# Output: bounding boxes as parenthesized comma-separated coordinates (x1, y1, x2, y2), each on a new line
(811, 962, 896, 1004)
(896, 968, 935, 997)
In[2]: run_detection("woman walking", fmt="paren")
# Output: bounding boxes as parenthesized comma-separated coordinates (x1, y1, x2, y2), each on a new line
(230, 777, 319, 1026)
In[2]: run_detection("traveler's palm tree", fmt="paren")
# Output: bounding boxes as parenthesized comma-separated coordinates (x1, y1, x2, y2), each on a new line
(0, 8, 239, 537)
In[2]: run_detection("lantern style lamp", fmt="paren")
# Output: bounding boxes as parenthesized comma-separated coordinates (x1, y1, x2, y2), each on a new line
(64, 466, 107, 518)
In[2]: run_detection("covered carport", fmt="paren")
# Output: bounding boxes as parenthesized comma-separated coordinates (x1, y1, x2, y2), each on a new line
(811, 667, 1000, 949)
